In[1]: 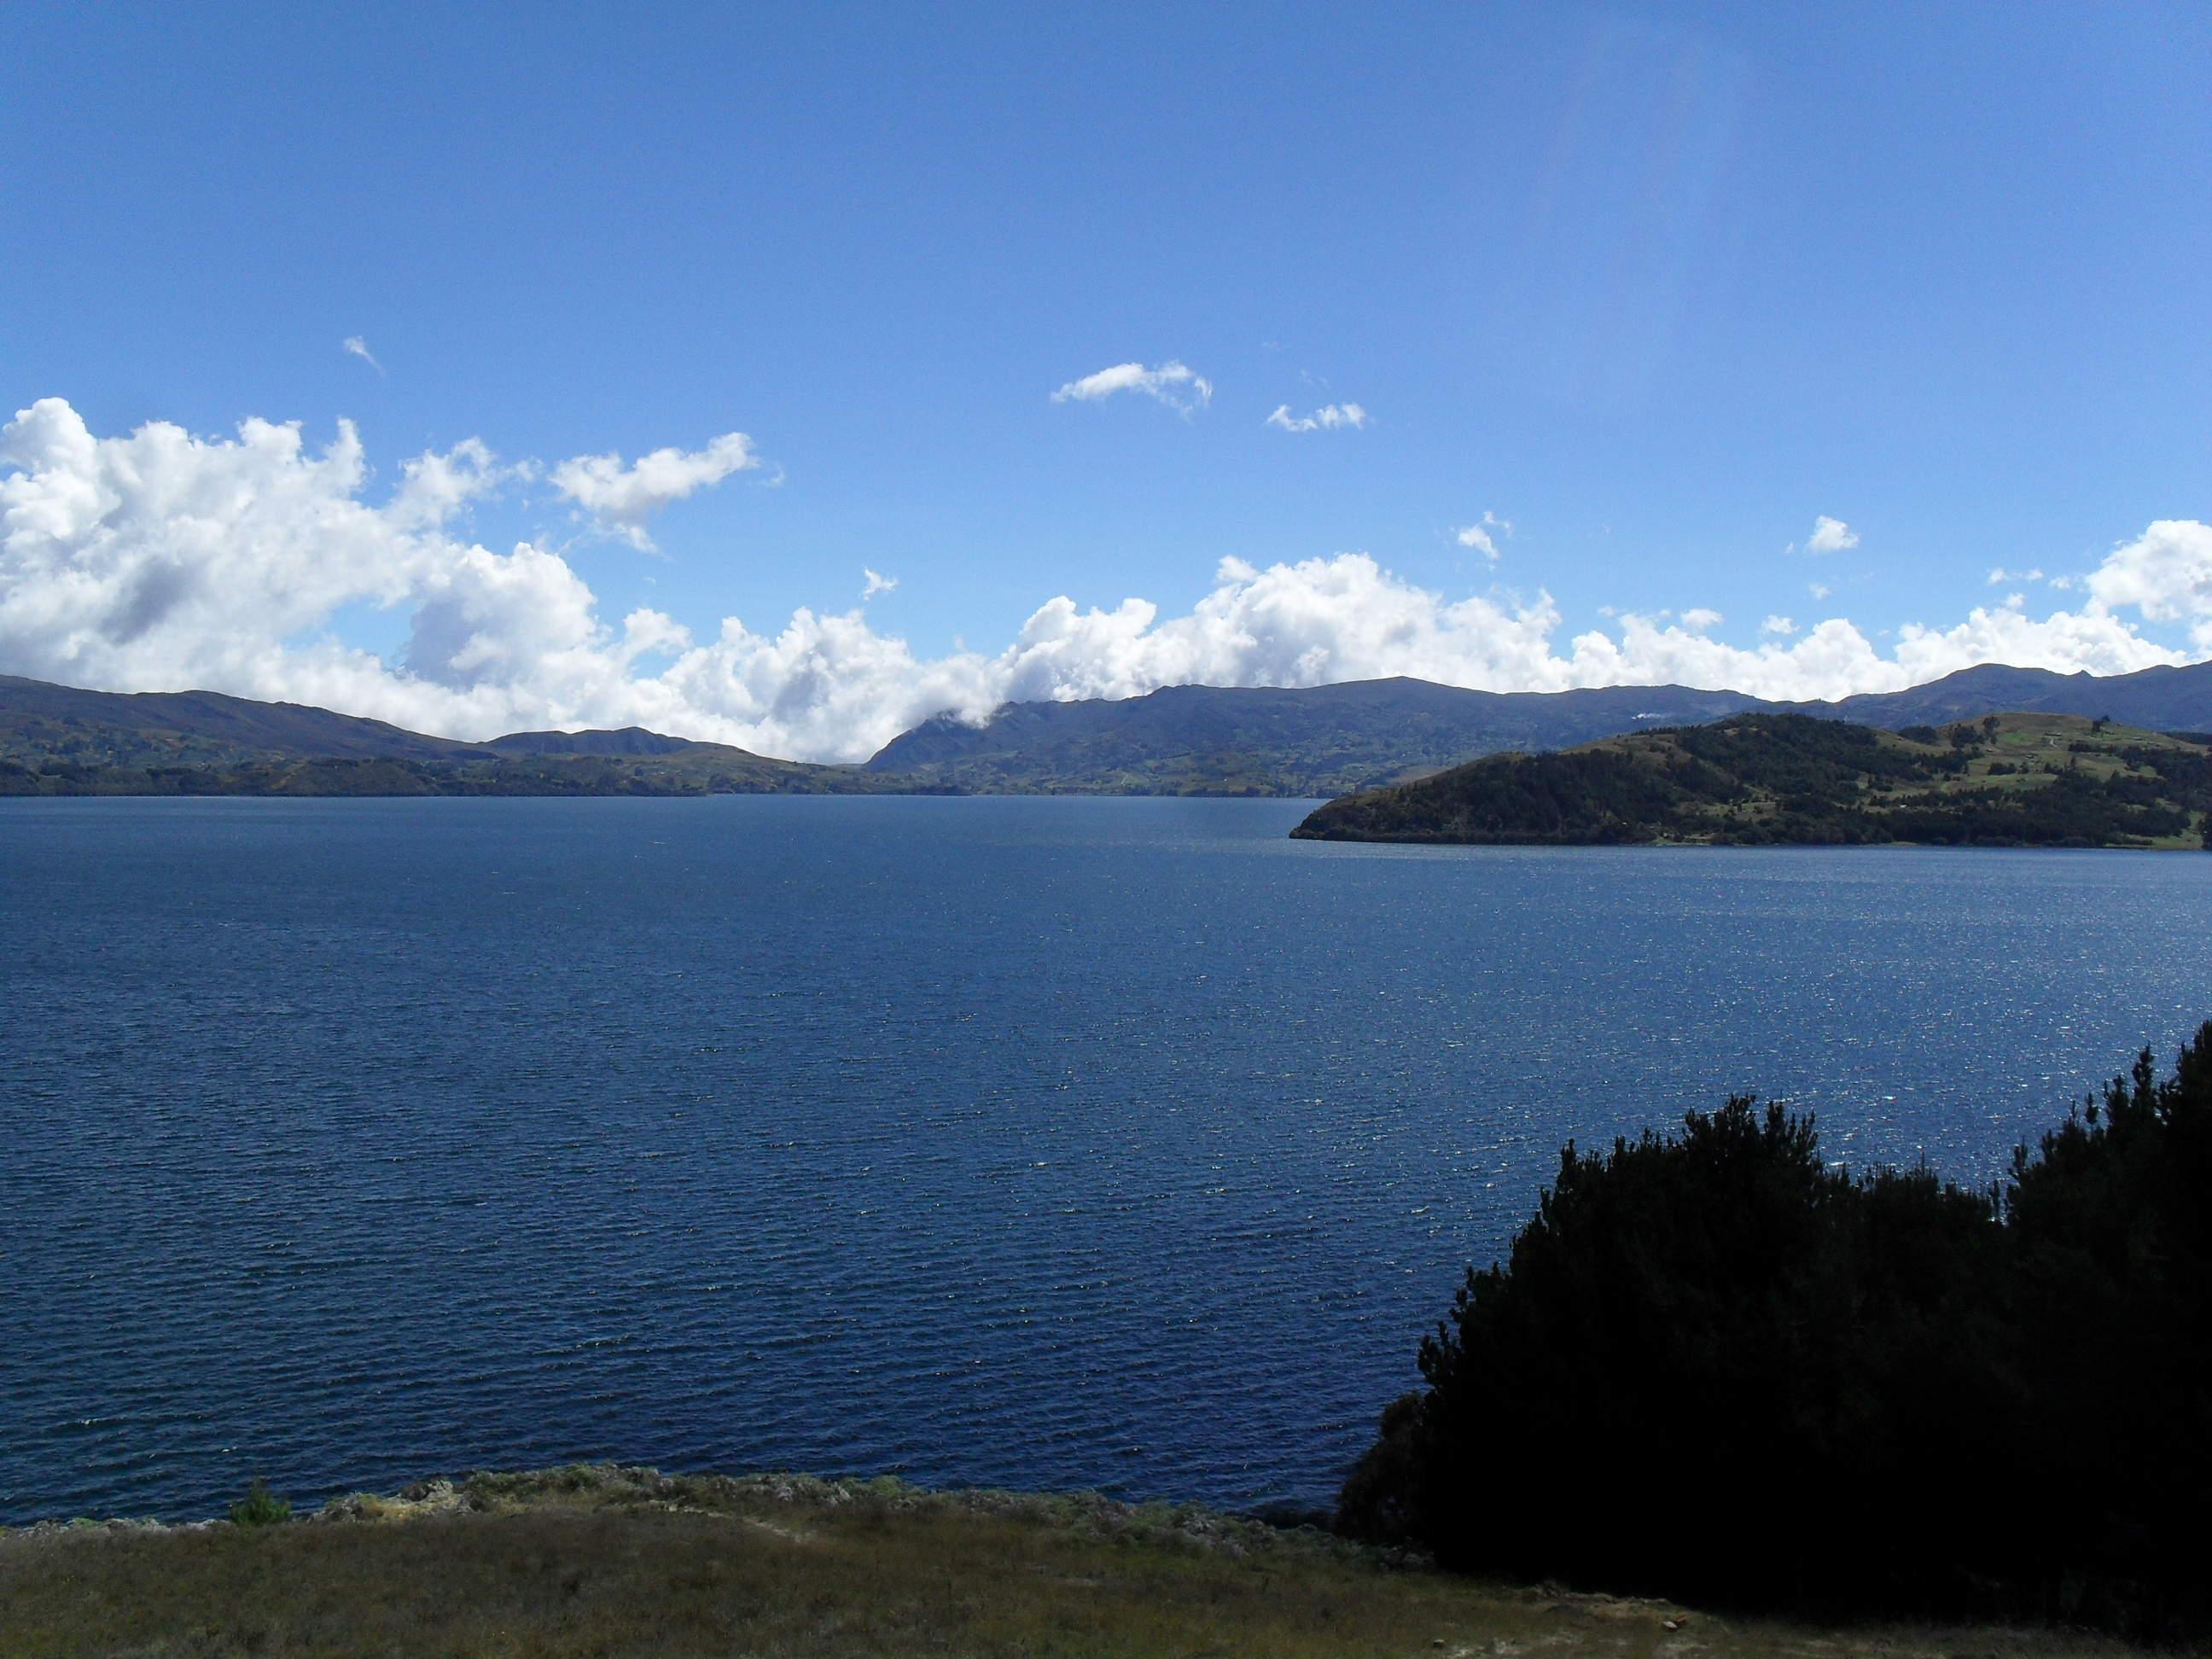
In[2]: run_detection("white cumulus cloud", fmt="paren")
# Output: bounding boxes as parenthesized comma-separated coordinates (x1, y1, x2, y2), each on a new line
(1455, 511, 1512, 562)
(1806, 515, 1860, 554)
(2083, 519, 2212, 647)
(550, 432, 759, 550)
(862, 568, 897, 600)
(1051, 361, 1212, 415)
(4, 399, 2210, 765)
(342, 337, 383, 375)
(1266, 402, 1366, 432)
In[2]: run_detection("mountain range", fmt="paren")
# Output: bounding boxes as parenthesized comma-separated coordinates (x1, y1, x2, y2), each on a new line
(4, 660, 2211, 798)
(863, 661, 2212, 795)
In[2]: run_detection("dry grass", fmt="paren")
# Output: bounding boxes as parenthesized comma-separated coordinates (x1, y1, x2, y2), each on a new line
(0, 1466, 2144, 1659)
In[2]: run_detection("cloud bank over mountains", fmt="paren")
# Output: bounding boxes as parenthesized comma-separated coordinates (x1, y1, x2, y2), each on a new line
(3, 399, 2209, 762)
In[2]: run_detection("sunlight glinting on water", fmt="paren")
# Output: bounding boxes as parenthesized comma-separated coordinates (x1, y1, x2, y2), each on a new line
(4, 795, 2209, 1522)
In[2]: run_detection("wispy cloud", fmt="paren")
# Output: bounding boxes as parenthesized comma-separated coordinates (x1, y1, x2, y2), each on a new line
(1761, 615, 1797, 636)
(1051, 361, 1212, 415)
(1988, 566, 2044, 585)
(342, 336, 384, 375)
(862, 568, 897, 600)
(1266, 402, 1366, 433)
(1456, 510, 1512, 561)
(550, 433, 760, 550)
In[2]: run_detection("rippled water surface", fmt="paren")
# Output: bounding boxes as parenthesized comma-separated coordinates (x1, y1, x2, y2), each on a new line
(6, 795, 2212, 1522)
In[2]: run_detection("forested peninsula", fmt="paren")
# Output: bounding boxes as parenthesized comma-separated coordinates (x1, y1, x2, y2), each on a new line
(1291, 712, 2212, 848)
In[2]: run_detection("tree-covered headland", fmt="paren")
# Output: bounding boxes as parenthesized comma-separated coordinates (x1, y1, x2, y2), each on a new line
(1294, 713, 2212, 847)
(1337, 1022, 2212, 1636)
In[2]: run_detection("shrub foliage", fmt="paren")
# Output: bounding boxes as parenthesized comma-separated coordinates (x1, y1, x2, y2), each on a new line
(1338, 1022, 2212, 1633)
(228, 1478, 292, 1528)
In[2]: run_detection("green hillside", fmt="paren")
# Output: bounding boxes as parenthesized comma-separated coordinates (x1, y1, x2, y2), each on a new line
(1290, 713, 2212, 847)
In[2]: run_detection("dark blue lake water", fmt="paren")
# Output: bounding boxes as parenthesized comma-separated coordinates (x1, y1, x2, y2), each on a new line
(5, 795, 2212, 1524)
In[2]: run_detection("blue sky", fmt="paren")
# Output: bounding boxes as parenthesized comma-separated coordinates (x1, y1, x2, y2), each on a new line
(2, 3, 2209, 755)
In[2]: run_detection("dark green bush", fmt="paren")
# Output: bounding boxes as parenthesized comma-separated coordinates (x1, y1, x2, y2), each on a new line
(228, 1478, 291, 1528)
(1340, 1022, 2212, 1634)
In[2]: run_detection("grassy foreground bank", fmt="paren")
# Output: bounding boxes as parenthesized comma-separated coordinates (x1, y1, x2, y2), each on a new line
(0, 1464, 2134, 1659)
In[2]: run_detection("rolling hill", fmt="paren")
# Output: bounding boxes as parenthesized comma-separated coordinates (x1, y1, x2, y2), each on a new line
(1289, 712, 2212, 848)
(0, 676, 889, 796)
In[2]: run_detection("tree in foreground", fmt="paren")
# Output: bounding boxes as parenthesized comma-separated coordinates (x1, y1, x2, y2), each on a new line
(1337, 1022, 2212, 1634)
